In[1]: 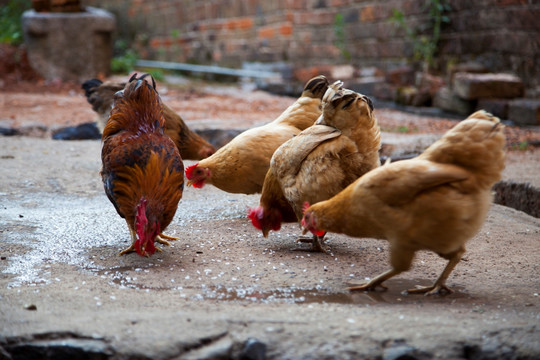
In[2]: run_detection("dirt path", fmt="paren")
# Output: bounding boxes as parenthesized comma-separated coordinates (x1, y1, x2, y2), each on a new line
(1, 79, 539, 359)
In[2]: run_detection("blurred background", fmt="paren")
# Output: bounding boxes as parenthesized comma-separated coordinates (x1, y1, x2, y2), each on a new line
(1, 0, 540, 123)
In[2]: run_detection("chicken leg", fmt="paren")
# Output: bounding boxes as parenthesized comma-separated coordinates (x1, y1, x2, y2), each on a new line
(119, 226, 139, 256)
(296, 234, 328, 253)
(348, 244, 413, 291)
(156, 233, 179, 246)
(406, 247, 465, 295)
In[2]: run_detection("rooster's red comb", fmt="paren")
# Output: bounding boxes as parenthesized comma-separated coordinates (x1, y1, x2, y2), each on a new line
(302, 201, 311, 214)
(185, 163, 199, 179)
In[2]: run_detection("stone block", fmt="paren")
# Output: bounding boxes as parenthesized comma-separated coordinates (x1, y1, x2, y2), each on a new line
(385, 66, 415, 86)
(348, 76, 386, 97)
(373, 82, 396, 101)
(433, 86, 476, 115)
(476, 98, 510, 120)
(22, 7, 116, 82)
(508, 99, 540, 126)
(452, 72, 524, 100)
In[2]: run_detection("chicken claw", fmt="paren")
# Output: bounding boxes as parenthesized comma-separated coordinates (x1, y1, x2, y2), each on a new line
(406, 284, 453, 296)
(296, 235, 328, 253)
(156, 233, 179, 246)
(347, 269, 399, 292)
(119, 244, 136, 256)
(347, 281, 388, 292)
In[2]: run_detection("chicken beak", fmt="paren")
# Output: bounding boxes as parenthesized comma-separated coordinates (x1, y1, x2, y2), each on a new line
(186, 180, 193, 187)
(262, 228, 270, 238)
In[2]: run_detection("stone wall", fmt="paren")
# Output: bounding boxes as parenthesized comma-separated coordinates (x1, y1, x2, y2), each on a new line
(82, 0, 540, 88)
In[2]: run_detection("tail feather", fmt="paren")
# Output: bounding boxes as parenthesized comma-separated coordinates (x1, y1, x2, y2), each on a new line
(81, 78, 103, 98)
(301, 75, 330, 99)
(321, 80, 345, 105)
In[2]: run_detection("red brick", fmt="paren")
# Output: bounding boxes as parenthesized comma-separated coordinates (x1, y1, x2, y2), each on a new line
(496, 0, 528, 5)
(150, 38, 163, 49)
(236, 17, 254, 30)
(279, 23, 293, 36)
(258, 26, 275, 39)
(360, 5, 376, 22)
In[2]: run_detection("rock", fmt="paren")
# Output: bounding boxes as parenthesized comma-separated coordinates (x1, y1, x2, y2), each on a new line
(508, 98, 540, 126)
(182, 335, 233, 360)
(52, 122, 101, 140)
(4, 337, 113, 360)
(433, 86, 476, 115)
(476, 98, 510, 119)
(328, 64, 355, 80)
(17, 123, 48, 137)
(448, 62, 489, 84)
(373, 82, 397, 101)
(452, 73, 524, 100)
(415, 72, 445, 97)
(0, 127, 20, 136)
(493, 181, 540, 218)
(239, 338, 267, 360)
(22, 7, 116, 82)
(348, 76, 386, 96)
(394, 86, 418, 106)
(386, 66, 415, 86)
(195, 128, 243, 149)
(380, 132, 441, 158)
(383, 341, 430, 360)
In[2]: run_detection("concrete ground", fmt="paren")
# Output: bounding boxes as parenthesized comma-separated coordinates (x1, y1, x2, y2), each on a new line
(1, 133, 539, 359)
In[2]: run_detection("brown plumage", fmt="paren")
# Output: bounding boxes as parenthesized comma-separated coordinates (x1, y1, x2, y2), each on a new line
(249, 84, 381, 252)
(302, 110, 506, 293)
(185, 75, 330, 194)
(82, 78, 215, 160)
(101, 73, 184, 257)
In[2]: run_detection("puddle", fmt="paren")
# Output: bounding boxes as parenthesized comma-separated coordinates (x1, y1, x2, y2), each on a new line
(199, 279, 470, 305)
(94, 267, 471, 305)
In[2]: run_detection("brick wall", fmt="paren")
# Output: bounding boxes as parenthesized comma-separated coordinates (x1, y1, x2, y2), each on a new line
(82, 0, 540, 88)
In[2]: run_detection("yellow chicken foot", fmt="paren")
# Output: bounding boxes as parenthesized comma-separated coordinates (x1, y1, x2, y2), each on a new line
(119, 227, 139, 256)
(296, 234, 328, 253)
(155, 233, 179, 246)
(407, 247, 464, 295)
(119, 244, 136, 256)
(407, 283, 453, 296)
(347, 269, 400, 292)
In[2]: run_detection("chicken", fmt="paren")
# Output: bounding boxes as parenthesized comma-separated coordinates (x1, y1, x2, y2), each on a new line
(302, 110, 506, 294)
(184, 75, 330, 194)
(249, 84, 381, 252)
(82, 78, 215, 160)
(101, 73, 184, 256)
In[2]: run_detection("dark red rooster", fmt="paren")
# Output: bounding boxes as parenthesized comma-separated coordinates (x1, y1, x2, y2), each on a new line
(101, 73, 184, 256)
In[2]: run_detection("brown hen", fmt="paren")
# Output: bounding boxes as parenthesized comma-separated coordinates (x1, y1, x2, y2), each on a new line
(302, 110, 506, 294)
(185, 75, 329, 194)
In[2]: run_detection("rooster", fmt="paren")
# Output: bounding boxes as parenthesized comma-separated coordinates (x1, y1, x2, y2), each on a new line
(82, 78, 215, 160)
(249, 84, 381, 252)
(101, 73, 184, 256)
(302, 110, 506, 294)
(184, 75, 329, 194)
